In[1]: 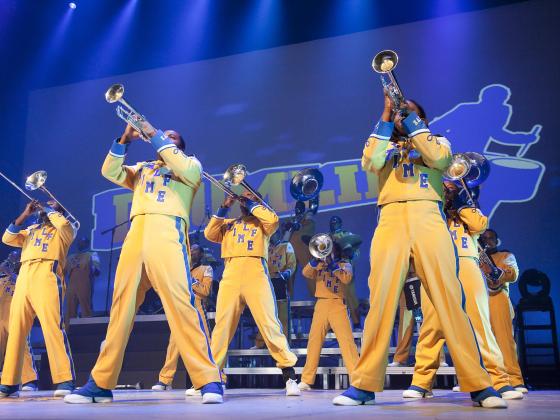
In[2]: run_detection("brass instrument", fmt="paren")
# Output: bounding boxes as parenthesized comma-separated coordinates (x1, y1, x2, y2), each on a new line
(290, 168, 323, 202)
(105, 84, 156, 141)
(444, 152, 490, 206)
(372, 50, 408, 116)
(223, 164, 273, 211)
(478, 243, 503, 291)
(308, 233, 333, 260)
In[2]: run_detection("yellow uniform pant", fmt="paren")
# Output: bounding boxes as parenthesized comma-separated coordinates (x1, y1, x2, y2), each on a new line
(1, 260, 74, 385)
(489, 291, 524, 386)
(65, 278, 93, 319)
(211, 257, 297, 370)
(301, 298, 359, 385)
(0, 294, 37, 384)
(158, 297, 211, 384)
(411, 257, 510, 391)
(351, 201, 491, 392)
(255, 299, 289, 349)
(91, 214, 220, 389)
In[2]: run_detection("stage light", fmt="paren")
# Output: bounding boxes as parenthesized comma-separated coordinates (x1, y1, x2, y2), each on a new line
(69, 2, 76, 9)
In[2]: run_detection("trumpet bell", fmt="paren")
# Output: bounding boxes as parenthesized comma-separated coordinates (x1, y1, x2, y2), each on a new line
(105, 84, 124, 103)
(290, 168, 324, 201)
(309, 233, 333, 260)
(25, 170, 47, 191)
(372, 50, 399, 73)
(224, 164, 247, 186)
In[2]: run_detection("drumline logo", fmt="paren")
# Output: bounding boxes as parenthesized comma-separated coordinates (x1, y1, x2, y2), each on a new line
(90, 84, 544, 251)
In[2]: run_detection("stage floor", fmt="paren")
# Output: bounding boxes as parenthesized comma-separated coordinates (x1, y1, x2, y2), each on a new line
(1, 388, 558, 419)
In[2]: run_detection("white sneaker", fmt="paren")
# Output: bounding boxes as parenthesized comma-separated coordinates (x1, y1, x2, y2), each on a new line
(474, 396, 507, 408)
(286, 379, 301, 396)
(21, 384, 38, 392)
(202, 392, 223, 404)
(185, 387, 202, 397)
(298, 382, 311, 391)
(388, 361, 404, 367)
(452, 385, 461, 392)
(514, 386, 528, 394)
(53, 388, 73, 397)
(63, 393, 113, 404)
(403, 389, 433, 399)
(440, 362, 449, 367)
(501, 390, 523, 400)
(151, 382, 172, 391)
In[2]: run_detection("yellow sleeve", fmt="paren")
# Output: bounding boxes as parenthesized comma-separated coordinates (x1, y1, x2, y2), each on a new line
(101, 141, 141, 190)
(302, 262, 319, 280)
(46, 209, 76, 244)
(2, 224, 31, 248)
(496, 253, 519, 284)
(283, 243, 297, 277)
(204, 216, 231, 244)
(193, 266, 213, 298)
(362, 136, 391, 175)
(402, 113, 452, 171)
(333, 261, 353, 284)
(249, 204, 279, 236)
(148, 131, 202, 188)
(457, 208, 488, 236)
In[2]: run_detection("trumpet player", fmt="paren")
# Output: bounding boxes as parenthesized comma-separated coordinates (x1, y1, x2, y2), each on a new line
(65, 124, 223, 404)
(204, 192, 300, 396)
(298, 241, 359, 390)
(333, 93, 505, 408)
(480, 229, 527, 393)
(0, 200, 76, 398)
(402, 182, 523, 401)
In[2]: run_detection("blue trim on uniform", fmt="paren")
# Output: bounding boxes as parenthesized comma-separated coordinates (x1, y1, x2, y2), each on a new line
(408, 385, 431, 394)
(471, 386, 500, 402)
(44, 206, 55, 215)
(175, 217, 217, 366)
(109, 140, 128, 157)
(216, 207, 230, 218)
(53, 261, 76, 381)
(308, 259, 319, 268)
(7, 223, 22, 234)
(402, 112, 428, 136)
(261, 258, 288, 340)
(370, 120, 394, 140)
(246, 200, 261, 213)
(150, 130, 175, 153)
(26, 335, 39, 380)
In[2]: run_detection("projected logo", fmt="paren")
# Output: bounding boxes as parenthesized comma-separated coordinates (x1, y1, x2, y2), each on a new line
(91, 84, 544, 251)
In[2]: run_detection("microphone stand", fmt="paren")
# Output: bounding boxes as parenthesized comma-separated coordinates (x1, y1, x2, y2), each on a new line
(101, 220, 130, 315)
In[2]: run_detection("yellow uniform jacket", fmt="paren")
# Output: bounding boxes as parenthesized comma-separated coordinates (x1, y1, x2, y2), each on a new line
(2, 210, 75, 272)
(268, 241, 297, 279)
(102, 132, 202, 228)
(302, 260, 353, 299)
(488, 251, 519, 295)
(191, 264, 213, 303)
(204, 204, 279, 260)
(66, 251, 101, 283)
(447, 208, 488, 258)
(361, 117, 452, 204)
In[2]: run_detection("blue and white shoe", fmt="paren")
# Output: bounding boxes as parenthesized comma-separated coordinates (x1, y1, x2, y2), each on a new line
(64, 377, 113, 403)
(498, 386, 523, 400)
(21, 381, 39, 392)
(402, 385, 434, 399)
(201, 382, 223, 404)
(471, 387, 507, 408)
(0, 384, 19, 398)
(151, 381, 172, 391)
(54, 380, 75, 397)
(332, 386, 375, 406)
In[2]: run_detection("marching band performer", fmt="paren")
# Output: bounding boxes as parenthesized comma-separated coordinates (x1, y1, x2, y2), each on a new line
(298, 242, 359, 390)
(0, 250, 38, 392)
(480, 229, 528, 393)
(204, 192, 301, 396)
(64, 125, 223, 404)
(253, 229, 296, 349)
(402, 182, 523, 400)
(333, 94, 505, 408)
(0, 200, 76, 398)
(152, 243, 214, 393)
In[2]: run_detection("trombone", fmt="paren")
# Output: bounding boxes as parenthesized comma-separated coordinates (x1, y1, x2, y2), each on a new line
(0, 170, 80, 230)
(308, 233, 333, 260)
(105, 84, 156, 141)
(372, 49, 408, 116)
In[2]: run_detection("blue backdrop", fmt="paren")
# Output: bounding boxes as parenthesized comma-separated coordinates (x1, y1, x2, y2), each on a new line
(6, 1, 559, 330)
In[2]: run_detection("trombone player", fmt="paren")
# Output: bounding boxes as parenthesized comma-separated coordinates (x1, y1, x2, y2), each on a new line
(65, 95, 223, 403)
(0, 199, 76, 398)
(204, 192, 301, 396)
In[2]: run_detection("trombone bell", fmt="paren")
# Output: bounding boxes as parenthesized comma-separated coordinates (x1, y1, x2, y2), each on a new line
(105, 84, 125, 103)
(224, 164, 247, 185)
(25, 170, 48, 191)
(309, 233, 333, 260)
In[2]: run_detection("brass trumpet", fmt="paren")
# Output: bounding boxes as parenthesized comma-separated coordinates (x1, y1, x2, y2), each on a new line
(372, 49, 408, 116)
(308, 233, 333, 260)
(105, 84, 156, 141)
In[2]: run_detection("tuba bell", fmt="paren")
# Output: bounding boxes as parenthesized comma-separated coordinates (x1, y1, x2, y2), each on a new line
(308, 233, 333, 260)
(290, 168, 323, 202)
(444, 152, 491, 206)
